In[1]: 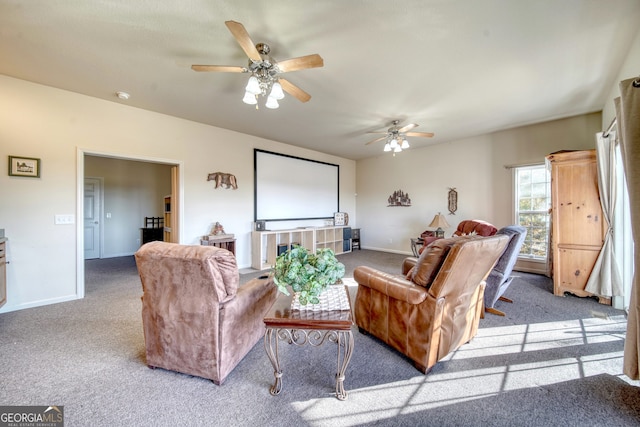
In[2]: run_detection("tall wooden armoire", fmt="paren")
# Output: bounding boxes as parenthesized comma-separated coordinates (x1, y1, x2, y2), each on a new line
(546, 150, 609, 305)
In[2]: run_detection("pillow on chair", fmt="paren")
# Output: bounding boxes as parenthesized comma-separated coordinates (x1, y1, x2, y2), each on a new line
(410, 237, 459, 287)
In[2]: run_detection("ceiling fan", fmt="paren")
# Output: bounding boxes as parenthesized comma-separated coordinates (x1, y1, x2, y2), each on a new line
(365, 120, 434, 153)
(191, 21, 324, 108)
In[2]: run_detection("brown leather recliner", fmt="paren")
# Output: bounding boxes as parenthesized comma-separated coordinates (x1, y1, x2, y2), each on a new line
(134, 241, 277, 385)
(354, 234, 509, 374)
(417, 219, 497, 255)
(453, 219, 498, 237)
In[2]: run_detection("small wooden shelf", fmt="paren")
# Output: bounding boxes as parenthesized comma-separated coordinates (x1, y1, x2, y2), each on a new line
(163, 195, 172, 242)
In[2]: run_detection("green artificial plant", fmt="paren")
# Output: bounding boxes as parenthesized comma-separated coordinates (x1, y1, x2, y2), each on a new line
(272, 246, 346, 305)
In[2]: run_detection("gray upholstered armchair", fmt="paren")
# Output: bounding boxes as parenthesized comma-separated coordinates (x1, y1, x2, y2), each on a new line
(484, 225, 527, 316)
(134, 241, 278, 385)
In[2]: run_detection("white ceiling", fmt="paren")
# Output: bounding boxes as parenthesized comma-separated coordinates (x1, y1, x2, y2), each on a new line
(2, 1, 639, 160)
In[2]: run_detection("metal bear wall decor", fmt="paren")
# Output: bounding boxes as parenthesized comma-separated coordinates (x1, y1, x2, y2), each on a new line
(207, 172, 238, 189)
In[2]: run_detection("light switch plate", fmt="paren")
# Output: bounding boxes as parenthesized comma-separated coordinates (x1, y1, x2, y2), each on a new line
(55, 214, 75, 225)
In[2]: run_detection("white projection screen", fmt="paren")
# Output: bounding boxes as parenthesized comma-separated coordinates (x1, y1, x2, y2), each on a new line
(254, 149, 339, 222)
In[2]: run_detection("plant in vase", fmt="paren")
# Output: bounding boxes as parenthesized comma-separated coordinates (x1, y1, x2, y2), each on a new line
(272, 246, 346, 305)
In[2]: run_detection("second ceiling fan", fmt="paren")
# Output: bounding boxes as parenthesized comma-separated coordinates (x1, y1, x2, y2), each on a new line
(366, 120, 434, 153)
(192, 21, 324, 108)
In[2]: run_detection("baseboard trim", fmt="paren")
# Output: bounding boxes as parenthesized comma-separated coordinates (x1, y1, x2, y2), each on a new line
(0, 294, 80, 314)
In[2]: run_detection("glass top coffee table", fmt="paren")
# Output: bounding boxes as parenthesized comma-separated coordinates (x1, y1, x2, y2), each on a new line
(263, 285, 354, 400)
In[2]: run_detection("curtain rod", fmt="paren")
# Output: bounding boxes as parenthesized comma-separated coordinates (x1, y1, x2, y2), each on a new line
(603, 117, 617, 138)
(503, 161, 544, 169)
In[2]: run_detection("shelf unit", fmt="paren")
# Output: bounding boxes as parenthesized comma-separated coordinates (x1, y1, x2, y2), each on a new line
(163, 195, 172, 242)
(251, 226, 351, 270)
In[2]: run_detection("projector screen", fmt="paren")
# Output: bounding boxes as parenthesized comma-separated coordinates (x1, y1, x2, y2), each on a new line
(254, 149, 339, 222)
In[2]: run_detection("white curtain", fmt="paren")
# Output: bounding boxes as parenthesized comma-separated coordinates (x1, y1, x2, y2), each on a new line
(585, 132, 623, 297)
(619, 77, 640, 380)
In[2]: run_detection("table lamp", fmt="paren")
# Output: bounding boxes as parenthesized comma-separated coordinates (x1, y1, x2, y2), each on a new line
(429, 212, 450, 238)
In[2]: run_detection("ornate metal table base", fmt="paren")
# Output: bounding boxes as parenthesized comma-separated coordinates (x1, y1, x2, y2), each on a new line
(264, 327, 355, 400)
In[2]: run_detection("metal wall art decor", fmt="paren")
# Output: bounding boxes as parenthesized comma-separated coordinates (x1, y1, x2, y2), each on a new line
(387, 189, 411, 207)
(207, 172, 238, 189)
(448, 188, 458, 214)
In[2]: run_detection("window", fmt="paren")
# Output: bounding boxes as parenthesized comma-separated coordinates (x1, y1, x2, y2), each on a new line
(514, 165, 551, 260)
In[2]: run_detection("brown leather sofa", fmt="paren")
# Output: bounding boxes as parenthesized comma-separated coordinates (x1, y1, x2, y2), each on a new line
(134, 241, 277, 385)
(354, 234, 509, 373)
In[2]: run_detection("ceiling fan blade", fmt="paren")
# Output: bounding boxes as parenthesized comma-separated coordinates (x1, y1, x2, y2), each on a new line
(365, 136, 387, 146)
(191, 65, 247, 73)
(398, 123, 419, 133)
(279, 78, 311, 102)
(366, 130, 388, 134)
(277, 54, 324, 72)
(225, 20, 261, 62)
(405, 131, 435, 138)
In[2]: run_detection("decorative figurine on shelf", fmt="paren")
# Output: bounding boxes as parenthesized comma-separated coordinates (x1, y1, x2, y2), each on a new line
(212, 222, 226, 235)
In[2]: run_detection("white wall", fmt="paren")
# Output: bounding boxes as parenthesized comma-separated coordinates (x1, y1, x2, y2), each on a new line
(355, 113, 601, 254)
(0, 75, 356, 313)
(602, 27, 640, 127)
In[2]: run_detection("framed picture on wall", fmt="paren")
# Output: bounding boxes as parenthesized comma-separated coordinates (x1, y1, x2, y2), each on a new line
(8, 155, 41, 178)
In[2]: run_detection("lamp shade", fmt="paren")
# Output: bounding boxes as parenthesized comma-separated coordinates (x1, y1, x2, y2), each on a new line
(245, 75, 261, 95)
(265, 96, 279, 109)
(242, 91, 257, 105)
(269, 81, 285, 100)
(428, 213, 450, 229)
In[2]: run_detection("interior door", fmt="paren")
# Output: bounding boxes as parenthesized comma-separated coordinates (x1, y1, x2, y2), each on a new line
(84, 177, 102, 259)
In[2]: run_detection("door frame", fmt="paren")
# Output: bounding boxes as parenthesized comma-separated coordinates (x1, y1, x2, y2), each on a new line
(76, 148, 183, 299)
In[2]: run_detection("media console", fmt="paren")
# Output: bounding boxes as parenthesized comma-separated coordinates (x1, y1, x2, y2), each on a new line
(251, 226, 351, 270)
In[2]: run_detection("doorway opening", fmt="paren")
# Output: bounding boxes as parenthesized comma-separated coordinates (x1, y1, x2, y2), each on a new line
(77, 149, 182, 298)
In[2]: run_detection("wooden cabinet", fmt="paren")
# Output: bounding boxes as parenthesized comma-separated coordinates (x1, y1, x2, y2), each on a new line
(547, 150, 609, 304)
(252, 226, 351, 270)
(0, 239, 6, 308)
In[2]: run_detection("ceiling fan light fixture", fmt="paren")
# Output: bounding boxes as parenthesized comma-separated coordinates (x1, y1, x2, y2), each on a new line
(389, 138, 398, 149)
(245, 75, 261, 95)
(401, 139, 410, 149)
(383, 143, 392, 152)
(242, 91, 257, 105)
(265, 96, 279, 109)
(269, 81, 285, 100)
(394, 145, 402, 153)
